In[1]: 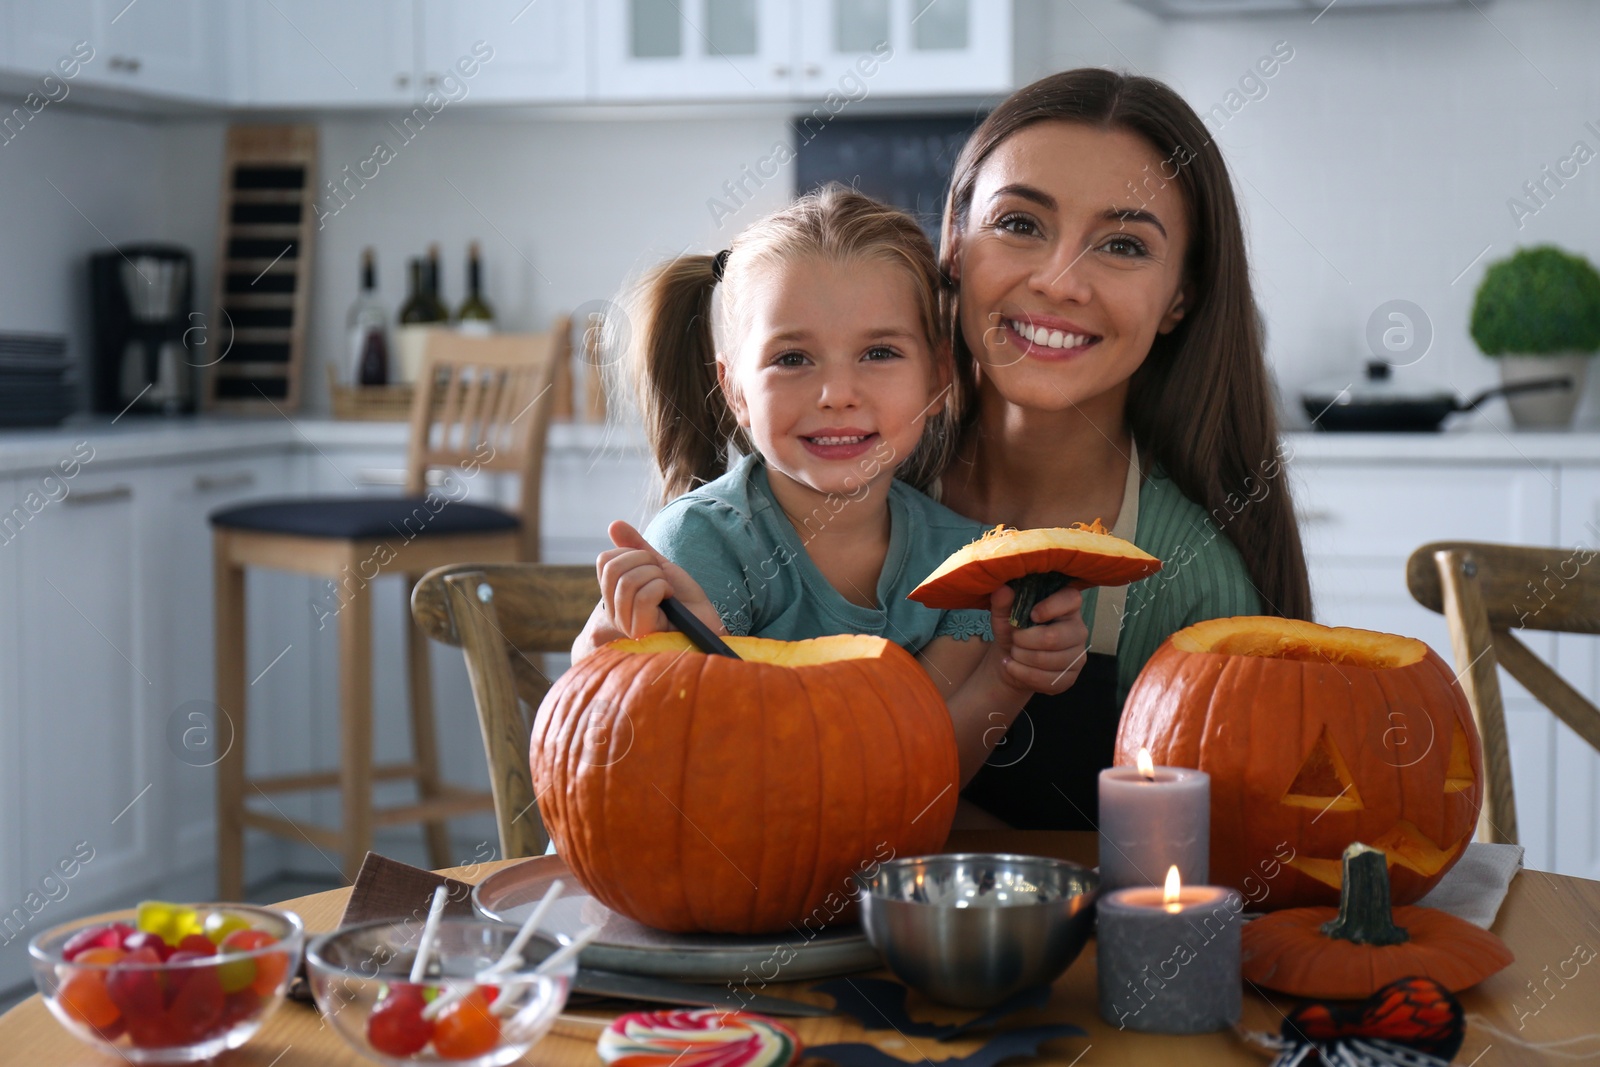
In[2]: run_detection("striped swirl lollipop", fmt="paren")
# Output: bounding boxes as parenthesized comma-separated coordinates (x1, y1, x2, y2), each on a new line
(598, 1009, 801, 1067)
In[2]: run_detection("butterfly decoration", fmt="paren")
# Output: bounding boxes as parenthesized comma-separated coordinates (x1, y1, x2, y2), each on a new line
(1238, 977, 1466, 1067)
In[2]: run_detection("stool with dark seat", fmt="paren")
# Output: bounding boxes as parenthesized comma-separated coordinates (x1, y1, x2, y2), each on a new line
(210, 326, 566, 896)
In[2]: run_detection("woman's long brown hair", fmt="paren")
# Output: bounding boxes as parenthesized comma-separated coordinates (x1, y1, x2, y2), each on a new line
(940, 68, 1312, 620)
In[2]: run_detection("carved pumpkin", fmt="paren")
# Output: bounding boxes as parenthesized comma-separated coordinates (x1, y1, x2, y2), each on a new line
(1116, 617, 1483, 911)
(909, 521, 1162, 628)
(1242, 843, 1512, 997)
(531, 632, 959, 934)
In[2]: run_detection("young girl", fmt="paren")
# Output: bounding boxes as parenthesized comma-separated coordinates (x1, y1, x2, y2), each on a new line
(573, 185, 1086, 783)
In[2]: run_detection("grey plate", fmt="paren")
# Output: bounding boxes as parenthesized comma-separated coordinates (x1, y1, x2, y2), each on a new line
(472, 855, 879, 983)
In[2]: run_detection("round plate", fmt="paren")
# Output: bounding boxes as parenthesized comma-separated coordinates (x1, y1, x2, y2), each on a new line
(472, 855, 878, 982)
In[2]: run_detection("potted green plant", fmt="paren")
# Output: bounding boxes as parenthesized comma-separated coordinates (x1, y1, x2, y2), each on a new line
(1470, 245, 1600, 428)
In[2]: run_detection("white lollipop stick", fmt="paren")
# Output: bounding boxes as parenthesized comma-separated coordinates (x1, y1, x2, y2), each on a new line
(490, 924, 602, 1019)
(533, 923, 601, 976)
(485, 879, 564, 975)
(408, 886, 449, 984)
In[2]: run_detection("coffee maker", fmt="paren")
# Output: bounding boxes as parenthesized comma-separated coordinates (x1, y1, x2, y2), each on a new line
(90, 245, 196, 415)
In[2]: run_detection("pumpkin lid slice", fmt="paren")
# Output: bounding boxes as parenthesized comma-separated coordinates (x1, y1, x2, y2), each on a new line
(907, 522, 1162, 619)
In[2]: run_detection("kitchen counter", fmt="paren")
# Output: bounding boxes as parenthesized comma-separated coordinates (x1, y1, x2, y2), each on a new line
(6, 415, 1600, 479)
(0, 416, 647, 478)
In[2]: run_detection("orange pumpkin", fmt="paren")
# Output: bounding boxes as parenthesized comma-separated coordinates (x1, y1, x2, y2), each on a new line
(530, 632, 959, 934)
(1242, 843, 1512, 998)
(909, 522, 1162, 628)
(1116, 617, 1483, 911)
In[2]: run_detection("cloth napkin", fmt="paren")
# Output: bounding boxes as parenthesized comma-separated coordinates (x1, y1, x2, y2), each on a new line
(1414, 842, 1524, 928)
(288, 851, 476, 1003)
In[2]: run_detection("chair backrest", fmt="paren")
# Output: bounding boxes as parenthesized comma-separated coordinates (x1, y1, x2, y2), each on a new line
(412, 561, 600, 859)
(1406, 540, 1600, 847)
(407, 323, 571, 561)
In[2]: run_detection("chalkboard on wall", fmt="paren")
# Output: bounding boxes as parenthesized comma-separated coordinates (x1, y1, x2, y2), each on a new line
(794, 115, 986, 244)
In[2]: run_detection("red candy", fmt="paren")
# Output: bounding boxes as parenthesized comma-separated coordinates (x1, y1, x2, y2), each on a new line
(367, 984, 434, 1057)
(105, 947, 165, 1018)
(63, 923, 133, 962)
(121, 931, 175, 962)
(176, 934, 217, 957)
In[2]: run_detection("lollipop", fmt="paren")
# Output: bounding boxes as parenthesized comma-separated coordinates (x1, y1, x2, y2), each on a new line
(598, 1009, 800, 1067)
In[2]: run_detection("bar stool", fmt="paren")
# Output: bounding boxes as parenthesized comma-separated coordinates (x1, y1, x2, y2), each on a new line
(210, 326, 567, 896)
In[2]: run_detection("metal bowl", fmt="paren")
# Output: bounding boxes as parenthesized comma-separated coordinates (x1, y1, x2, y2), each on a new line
(857, 853, 1099, 1008)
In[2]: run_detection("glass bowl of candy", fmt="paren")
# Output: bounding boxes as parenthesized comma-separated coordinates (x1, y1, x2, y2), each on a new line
(29, 900, 304, 1063)
(306, 918, 576, 1066)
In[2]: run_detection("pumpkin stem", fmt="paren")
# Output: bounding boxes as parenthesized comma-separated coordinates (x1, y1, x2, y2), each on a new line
(1320, 843, 1410, 946)
(1007, 572, 1072, 630)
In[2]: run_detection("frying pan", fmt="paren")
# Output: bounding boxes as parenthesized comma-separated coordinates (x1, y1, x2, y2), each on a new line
(1302, 361, 1574, 432)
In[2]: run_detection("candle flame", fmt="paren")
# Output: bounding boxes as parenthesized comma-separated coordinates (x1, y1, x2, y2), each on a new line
(1163, 866, 1182, 913)
(1137, 748, 1155, 780)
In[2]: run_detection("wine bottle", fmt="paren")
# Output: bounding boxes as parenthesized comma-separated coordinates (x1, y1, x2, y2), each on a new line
(347, 248, 390, 386)
(396, 256, 441, 383)
(456, 240, 495, 336)
(425, 242, 449, 321)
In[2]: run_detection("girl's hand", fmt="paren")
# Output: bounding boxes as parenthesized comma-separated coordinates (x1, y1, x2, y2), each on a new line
(598, 520, 727, 640)
(988, 584, 1088, 695)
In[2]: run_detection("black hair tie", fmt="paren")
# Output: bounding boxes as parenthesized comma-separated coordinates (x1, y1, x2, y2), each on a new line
(711, 249, 731, 282)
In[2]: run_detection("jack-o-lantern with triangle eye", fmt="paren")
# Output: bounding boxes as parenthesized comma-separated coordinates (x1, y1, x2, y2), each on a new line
(1116, 617, 1483, 911)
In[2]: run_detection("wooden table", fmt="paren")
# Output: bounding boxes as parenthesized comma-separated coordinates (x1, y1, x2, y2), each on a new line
(3, 832, 1596, 1065)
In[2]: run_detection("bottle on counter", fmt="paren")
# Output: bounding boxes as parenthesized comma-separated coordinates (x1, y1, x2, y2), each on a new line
(396, 251, 446, 383)
(347, 247, 390, 386)
(456, 240, 495, 336)
(425, 243, 449, 321)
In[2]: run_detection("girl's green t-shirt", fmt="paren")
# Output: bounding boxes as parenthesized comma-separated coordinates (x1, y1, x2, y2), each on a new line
(643, 454, 993, 654)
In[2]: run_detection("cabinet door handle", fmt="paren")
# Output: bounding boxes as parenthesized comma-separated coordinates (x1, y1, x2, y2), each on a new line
(396, 72, 411, 89)
(126, 57, 142, 73)
(1296, 508, 1337, 525)
(803, 63, 821, 76)
(425, 73, 440, 87)
(194, 472, 257, 494)
(65, 485, 133, 506)
(772, 64, 790, 78)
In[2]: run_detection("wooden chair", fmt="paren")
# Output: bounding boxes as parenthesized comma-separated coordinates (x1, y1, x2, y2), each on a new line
(1406, 540, 1600, 847)
(211, 325, 568, 895)
(410, 563, 600, 860)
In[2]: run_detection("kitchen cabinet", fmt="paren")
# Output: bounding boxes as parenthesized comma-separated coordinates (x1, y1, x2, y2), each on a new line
(593, 0, 1013, 102)
(8, 0, 221, 101)
(797, 0, 1012, 99)
(593, 0, 794, 101)
(419, 0, 589, 103)
(236, 0, 417, 107)
(1554, 468, 1600, 882)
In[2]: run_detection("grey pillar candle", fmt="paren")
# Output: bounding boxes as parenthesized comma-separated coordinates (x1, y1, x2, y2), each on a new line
(1097, 881, 1243, 1034)
(1098, 761, 1209, 891)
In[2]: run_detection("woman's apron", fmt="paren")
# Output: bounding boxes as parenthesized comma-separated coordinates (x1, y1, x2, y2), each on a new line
(960, 443, 1141, 830)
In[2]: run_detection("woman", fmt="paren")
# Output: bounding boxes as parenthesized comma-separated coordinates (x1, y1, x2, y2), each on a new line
(940, 69, 1313, 830)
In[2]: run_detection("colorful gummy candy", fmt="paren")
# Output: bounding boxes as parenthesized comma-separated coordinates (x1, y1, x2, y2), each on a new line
(597, 1009, 801, 1067)
(52, 902, 290, 1052)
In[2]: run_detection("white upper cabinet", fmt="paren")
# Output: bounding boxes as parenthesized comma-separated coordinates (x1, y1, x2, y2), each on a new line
(418, 0, 589, 103)
(8, 0, 221, 101)
(593, 0, 795, 101)
(238, 0, 417, 107)
(796, 0, 1012, 99)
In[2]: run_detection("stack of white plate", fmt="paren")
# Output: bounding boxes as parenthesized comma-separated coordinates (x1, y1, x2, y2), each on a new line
(0, 333, 73, 428)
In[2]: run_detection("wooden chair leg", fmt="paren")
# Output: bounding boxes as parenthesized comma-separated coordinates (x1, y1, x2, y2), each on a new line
(214, 534, 248, 900)
(407, 574, 452, 869)
(339, 568, 376, 882)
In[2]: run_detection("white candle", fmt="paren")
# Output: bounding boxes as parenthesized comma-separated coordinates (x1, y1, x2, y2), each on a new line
(1098, 749, 1209, 892)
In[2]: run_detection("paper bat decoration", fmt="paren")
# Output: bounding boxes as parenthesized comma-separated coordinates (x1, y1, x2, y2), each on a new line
(809, 979, 1052, 1040)
(807, 1025, 1087, 1067)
